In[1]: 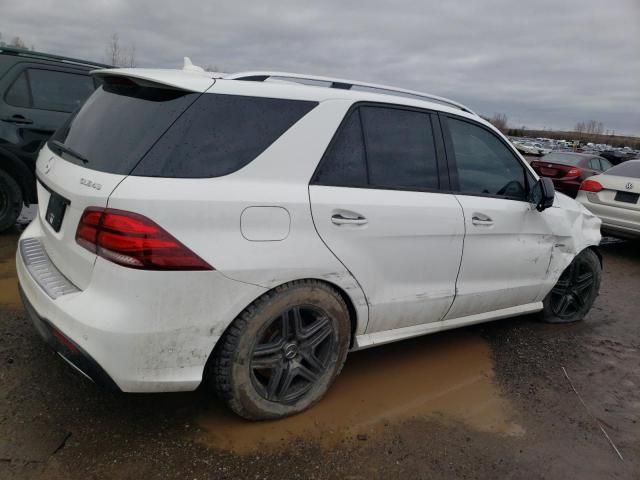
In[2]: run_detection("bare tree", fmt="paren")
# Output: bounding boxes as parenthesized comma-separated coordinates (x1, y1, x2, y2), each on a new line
(0, 34, 32, 49)
(488, 113, 508, 131)
(105, 33, 136, 67)
(10, 36, 28, 49)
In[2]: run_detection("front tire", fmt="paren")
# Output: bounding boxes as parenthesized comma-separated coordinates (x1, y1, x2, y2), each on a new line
(210, 280, 351, 420)
(0, 169, 23, 233)
(540, 249, 601, 323)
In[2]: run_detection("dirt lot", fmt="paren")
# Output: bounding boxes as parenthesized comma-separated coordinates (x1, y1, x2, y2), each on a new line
(0, 219, 638, 479)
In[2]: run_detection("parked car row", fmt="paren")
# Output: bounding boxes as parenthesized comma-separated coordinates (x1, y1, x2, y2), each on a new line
(512, 140, 552, 156)
(509, 136, 640, 163)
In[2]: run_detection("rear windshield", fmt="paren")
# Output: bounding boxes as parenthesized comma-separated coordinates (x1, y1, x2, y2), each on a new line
(50, 78, 199, 175)
(605, 160, 640, 178)
(541, 153, 583, 166)
(50, 78, 317, 178)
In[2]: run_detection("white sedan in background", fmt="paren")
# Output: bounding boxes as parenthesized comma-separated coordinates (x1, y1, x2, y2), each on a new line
(577, 159, 640, 239)
(514, 141, 552, 156)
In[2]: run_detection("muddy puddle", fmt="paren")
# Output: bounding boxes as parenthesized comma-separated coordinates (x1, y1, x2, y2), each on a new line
(197, 331, 524, 454)
(0, 230, 21, 310)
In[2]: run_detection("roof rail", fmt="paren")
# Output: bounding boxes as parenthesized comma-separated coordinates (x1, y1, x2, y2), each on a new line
(0, 46, 110, 69)
(225, 71, 476, 115)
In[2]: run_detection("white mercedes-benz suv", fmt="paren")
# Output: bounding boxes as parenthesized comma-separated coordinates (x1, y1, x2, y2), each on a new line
(17, 64, 602, 419)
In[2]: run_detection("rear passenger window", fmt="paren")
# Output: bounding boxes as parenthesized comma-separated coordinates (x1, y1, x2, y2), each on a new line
(447, 117, 528, 200)
(600, 158, 612, 171)
(314, 105, 439, 190)
(28, 69, 95, 112)
(4, 69, 94, 112)
(589, 158, 601, 170)
(4, 72, 30, 108)
(135, 94, 317, 178)
(313, 110, 368, 187)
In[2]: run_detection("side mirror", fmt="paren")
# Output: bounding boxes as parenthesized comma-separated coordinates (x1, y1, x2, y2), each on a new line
(530, 177, 555, 212)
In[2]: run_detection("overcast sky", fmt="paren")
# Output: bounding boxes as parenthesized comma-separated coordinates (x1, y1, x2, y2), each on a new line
(2, 0, 639, 136)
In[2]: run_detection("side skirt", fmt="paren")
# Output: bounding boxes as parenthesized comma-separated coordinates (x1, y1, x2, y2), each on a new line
(352, 302, 543, 350)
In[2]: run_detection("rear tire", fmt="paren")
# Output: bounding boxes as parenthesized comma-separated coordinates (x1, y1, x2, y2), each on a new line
(210, 280, 351, 420)
(539, 249, 601, 323)
(0, 169, 23, 233)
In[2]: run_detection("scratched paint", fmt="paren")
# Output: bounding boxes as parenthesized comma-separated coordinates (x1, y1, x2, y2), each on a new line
(196, 331, 524, 454)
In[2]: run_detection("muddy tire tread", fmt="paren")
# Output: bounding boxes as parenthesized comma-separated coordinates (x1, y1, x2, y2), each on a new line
(211, 279, 350, 420)
(0, 169, 23, 233)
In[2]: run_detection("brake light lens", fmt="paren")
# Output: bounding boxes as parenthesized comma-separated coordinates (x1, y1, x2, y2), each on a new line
(579, 180, 603, 192)
(76, 208, 213, 270)
(565, 168, 582, 177)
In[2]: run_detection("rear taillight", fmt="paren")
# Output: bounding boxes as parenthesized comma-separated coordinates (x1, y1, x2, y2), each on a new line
(565, 167, 582, 178)
(76, 208, 213, 271)
(579, 180, 603, 192)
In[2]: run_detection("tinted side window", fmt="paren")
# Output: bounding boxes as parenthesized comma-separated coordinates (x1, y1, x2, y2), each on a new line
(313, 109, 368, 187)
(360, 106, 439, 190)
(448, 118, 527, 199)
(589, 158, 601, 170)
(4, 71, 30, 108)
(599, 158, 612, 170)
(135, 94, 317, 178)
(28, 69, 95, 112)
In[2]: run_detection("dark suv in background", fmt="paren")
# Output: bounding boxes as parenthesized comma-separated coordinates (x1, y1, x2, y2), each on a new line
(0, 47, 108, 231)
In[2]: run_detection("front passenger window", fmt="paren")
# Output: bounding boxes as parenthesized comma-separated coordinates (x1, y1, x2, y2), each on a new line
(448, 118, 528, 200)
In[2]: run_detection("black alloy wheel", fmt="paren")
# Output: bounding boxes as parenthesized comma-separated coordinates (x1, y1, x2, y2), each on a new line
(250, 305, 335, 404)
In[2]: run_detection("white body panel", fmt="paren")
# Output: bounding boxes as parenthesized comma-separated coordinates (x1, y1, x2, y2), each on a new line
(310, 185, 464, 332)
(445, 196, 554, 319)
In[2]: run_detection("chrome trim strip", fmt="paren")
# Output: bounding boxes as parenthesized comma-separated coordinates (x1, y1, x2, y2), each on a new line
(20, 238, 80, 299)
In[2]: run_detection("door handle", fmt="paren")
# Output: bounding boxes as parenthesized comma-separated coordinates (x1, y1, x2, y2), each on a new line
(331, 214, 368, 225)
(471, 214, 493, 226)
(1, 115, 33, 125)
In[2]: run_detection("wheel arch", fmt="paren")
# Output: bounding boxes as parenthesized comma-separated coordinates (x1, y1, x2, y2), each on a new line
(585, 245, 602, 267)
(206, 277, 361, 375)
(0, 149, 36, 204)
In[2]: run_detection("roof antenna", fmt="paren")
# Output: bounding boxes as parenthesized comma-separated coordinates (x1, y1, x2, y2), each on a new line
(183, 57, 205, 73)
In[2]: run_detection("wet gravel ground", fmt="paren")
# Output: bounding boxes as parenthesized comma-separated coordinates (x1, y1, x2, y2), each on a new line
(0, 218, 638, 479)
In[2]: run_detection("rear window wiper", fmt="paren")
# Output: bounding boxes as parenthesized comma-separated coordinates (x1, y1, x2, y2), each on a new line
(50, 140, 89, 164)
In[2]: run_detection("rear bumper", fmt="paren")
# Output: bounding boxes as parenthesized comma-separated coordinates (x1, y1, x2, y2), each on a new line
(577, 192, 640, 238)
(19, 286, 120, 391)
(576, 195, 640, 239)
(16, 216, 267, 392)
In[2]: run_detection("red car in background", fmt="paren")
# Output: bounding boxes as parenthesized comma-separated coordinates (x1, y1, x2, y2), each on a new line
(530, 152, 613, 197)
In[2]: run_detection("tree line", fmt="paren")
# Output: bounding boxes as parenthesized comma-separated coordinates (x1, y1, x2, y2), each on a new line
(484, 112, 639, 150)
